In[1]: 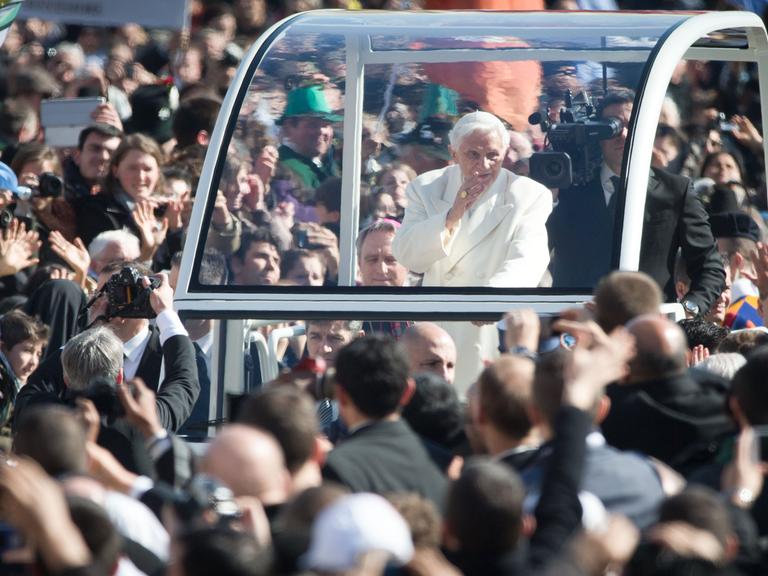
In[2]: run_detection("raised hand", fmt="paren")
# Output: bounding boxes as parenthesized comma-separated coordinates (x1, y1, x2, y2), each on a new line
(90, 102, 123, 132)
(0, 458, 92, 571)
(254, 144, 279, 184)
(552, 319, 636, 411)
(504, 308, 540, 352)
(446, 172, 489, 231)
(117, 377, 163, 439)
(212, 190, 234, 228)
(750, 242, 768, 301)
(721, 426, 765, 509)
(48, 230, 91, 287)
(731, 115, 763, 153)
(688, 344, 710, 367)
(0, 219, 40, 277)
(164, 199, 185, 232)
(132, 200, 168, 261)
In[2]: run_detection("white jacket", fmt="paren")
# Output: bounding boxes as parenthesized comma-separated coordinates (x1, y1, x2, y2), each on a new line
(392, 165, 552, 288)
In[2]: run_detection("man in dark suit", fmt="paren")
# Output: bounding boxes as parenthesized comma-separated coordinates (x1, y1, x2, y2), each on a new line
(473, 355, 542, 472)
(14, 262, 177, 428)
(523, 348, 666, 529)
(322, 335, 447, 511)
(58, 272, 197, 476)
(602, 315, 735, 475)
(443, 316, 637, 576)
(548, 90, 725, 315)
(14, 268, 200, 444)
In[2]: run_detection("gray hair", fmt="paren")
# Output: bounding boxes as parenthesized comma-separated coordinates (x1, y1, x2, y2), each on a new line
(695, 353, 747, 381)
(53, 42, 85, 68)
(448, 111, 511, 151)
(88, 229, 141, 261)
(356, 219, 400, 256)
(61, 326, 124, 391)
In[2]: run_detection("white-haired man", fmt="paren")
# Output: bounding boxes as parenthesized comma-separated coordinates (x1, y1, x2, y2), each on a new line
(392, 111, 552, 393)
(88, 229, 141, 276)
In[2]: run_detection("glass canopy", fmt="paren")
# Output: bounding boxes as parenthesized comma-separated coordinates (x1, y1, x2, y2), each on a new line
(177, 9, 766, 318)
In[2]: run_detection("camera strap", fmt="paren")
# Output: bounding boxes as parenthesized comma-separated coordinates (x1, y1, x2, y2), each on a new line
(80, 284, 111, 329)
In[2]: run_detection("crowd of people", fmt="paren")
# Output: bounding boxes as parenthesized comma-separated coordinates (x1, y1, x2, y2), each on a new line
(0, 0, 768, 575)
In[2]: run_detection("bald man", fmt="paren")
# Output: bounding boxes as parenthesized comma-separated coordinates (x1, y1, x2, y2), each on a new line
(200, 425, 291, 507)
(626, 314, 687, 384)
(601, 315, 734, 474)
(401, 322, 457, 385)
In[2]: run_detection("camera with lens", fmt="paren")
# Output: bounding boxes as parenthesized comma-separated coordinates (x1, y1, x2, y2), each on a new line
(529, 90, 623, 188)
(105, 266, 161, 319)
(66, 376, 133, 422)
(14, 172, 64, 201)
(709, 111, 736, 133)
(153, 203, 169, 219)
(0, 172, 65, 229)
(172, 475, 242, 528)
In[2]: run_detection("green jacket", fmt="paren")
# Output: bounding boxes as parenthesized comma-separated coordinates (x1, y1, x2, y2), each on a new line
(277, 144, 339, 190)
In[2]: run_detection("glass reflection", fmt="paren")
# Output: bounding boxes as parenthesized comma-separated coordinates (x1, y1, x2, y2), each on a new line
(198, 25, 652, 290)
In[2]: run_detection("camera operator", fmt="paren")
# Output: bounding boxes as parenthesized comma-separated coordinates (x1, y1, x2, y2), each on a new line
(547, 89, 725, 318)
(10, 143, 81, 268)
(14, 263, 199, 452)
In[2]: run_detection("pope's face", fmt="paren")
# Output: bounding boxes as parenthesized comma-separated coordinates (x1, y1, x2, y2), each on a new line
(451, 129, 505, 188)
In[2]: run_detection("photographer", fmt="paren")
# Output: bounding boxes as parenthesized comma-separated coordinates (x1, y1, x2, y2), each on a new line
(13, 265, 199, 454)
(547, 89, 725, 318)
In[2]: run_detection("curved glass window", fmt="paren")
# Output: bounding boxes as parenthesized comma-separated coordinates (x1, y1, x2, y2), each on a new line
(190, 11, 747, 296)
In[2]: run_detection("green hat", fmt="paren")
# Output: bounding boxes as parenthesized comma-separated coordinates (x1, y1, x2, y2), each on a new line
(277, 85, 343, 125)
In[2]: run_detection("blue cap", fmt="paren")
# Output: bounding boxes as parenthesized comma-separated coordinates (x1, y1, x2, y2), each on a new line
(0, 161, 20, 194)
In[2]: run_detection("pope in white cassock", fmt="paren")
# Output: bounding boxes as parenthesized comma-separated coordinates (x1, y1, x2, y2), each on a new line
(392, 111, 553, 394)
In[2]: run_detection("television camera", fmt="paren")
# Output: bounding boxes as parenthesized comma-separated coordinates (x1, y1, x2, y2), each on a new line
(528, 90, 623, 188)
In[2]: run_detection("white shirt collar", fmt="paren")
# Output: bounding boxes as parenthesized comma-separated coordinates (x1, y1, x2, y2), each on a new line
(194, 330, 213, 355)
(123, 327, 151, 364)
(493, 444, 540, 461)
(600, 163, 620, 198)
(600, 163, 620, 205)
(587, 430, 606, 449)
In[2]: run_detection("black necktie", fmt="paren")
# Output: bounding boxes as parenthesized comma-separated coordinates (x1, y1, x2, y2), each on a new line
(608, 176, 621, 216)
(193, 342, 211, 392)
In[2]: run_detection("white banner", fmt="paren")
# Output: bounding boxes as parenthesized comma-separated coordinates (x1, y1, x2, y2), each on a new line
(20, 0, 189, 30)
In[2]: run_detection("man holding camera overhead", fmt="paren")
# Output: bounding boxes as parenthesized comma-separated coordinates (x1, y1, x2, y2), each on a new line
(548, 90, 725, 317)
(13, 262, 199, 450)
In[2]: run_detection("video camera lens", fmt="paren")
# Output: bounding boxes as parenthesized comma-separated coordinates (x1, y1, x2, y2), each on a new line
(545, 159, 564, 177)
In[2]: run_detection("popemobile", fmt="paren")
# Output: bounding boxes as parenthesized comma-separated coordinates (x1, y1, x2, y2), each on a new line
(171, 9, 768, 434)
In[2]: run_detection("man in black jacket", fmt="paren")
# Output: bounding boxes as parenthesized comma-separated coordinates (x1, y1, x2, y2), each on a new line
(602, 315, 735, 475)
(443, 318, 636, 575)
(15, 262, 185, 428)
(548, 90, 725, 315)
(322, 335, 447, 511)
(14, 271, 198, 474)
